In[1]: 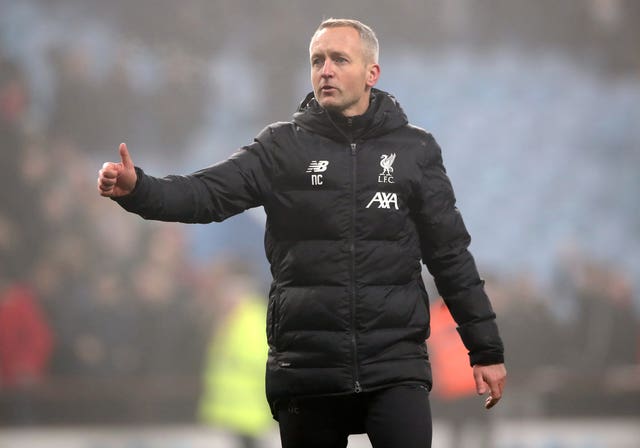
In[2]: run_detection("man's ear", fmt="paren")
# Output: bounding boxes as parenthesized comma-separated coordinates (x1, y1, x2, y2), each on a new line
(366, 63, 381, 88)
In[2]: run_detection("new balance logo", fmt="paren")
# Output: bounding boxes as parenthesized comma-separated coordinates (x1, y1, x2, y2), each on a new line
(306, 160, 329, 173)
(307, 160, 329, 186)
(366, 192, 399, 210)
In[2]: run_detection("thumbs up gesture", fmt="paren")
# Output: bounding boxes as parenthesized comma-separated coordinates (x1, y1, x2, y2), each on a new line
(97, 143, 137, 197)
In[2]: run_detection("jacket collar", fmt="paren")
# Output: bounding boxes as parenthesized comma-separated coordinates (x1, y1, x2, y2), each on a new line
(292, 88, 408, 142)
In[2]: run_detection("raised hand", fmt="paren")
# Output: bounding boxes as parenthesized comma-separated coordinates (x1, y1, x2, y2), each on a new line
(97, 143, 137, 197)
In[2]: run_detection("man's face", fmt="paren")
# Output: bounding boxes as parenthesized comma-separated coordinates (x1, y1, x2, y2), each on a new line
(309, 26, 380, 117)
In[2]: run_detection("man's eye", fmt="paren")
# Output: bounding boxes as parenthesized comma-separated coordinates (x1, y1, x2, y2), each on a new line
(335, 57, 347, 63)
(312, 59, 323, 66)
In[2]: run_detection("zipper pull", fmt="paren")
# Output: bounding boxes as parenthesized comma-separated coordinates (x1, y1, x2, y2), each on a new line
(351, 143, 357, 155)
(354, 381, 362, 393)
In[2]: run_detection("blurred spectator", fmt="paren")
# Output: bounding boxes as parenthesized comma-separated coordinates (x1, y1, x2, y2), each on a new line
(566, 260, 639, 371)
(489, 273, 563, 374)
(0, 282, 53, 423)
(51, 270, 140, 377)
(48, 46, 102, 151)
(131, 225, 203, 377)
(95, 48, 136, 148)
(0, 56, 38, 278)
(429, 298, 476, 400)
(145, 51, 207, 156)
(429, 298, 491, 448)
(552, 245, 639, 372)
(198, 265, 272, 448)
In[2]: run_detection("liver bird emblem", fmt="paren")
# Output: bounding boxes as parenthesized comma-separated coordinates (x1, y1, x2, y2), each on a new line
(380, 153, 396, 176)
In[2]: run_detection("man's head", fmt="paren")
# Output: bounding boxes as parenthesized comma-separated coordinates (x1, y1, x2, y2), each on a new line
(309, 18, 381, 117)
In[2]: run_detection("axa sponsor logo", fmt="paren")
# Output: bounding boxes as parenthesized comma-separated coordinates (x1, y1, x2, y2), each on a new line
(306, 160, 329, 185)
(366, 192, 398, 210)
(378, 153, 395, 183)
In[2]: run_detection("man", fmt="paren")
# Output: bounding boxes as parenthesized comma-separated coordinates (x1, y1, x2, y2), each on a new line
(98, 18, 506, 448)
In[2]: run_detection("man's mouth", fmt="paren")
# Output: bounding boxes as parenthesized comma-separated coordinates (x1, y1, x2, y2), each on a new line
(321, 86, 337, 93)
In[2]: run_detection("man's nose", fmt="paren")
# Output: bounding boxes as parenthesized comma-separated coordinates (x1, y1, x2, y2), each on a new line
(321, 60, 334, 77)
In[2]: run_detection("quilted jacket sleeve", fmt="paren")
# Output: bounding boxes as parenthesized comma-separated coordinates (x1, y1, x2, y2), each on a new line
(413, 133, 504, 366)
(113, 128, 275, 223)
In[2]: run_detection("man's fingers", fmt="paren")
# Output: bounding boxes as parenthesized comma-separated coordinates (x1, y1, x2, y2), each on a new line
(97, 177, 113, 196)
(98, 175, 114, 192)
(98, 162, 119, 179)
(485, 378, 504, 408)
(98, 162, 119, 196)
(99, 176, 116, 188)
(489, 380, 502, 402)
(482, 370, 505, 408)
(473, 368, 486, 395)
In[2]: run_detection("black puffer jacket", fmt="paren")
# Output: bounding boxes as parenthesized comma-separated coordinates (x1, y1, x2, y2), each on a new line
(115, 89, 504, 414)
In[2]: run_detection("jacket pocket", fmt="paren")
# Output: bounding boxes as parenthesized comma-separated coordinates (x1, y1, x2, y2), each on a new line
(267, 288, 280, 347)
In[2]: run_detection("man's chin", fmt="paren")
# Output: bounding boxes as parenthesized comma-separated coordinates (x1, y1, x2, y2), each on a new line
(317, 98, 343, 113)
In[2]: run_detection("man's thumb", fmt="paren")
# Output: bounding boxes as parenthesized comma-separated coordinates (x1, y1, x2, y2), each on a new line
(119, 142, 133, 168)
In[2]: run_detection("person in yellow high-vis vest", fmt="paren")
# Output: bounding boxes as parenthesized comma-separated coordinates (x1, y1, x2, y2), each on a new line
(199, 276, 273, 448)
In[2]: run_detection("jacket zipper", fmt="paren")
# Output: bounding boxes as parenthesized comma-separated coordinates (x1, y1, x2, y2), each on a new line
(349, 139, 362, 394)
(327, 113, 362, 394)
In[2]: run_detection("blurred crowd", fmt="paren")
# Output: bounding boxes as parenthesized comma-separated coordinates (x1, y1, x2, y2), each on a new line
(1, 0, 639, 427)
(0, 50, 253, 423)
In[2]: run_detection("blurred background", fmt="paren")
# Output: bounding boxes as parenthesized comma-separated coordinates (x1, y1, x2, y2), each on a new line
(0, 0, 639, 447)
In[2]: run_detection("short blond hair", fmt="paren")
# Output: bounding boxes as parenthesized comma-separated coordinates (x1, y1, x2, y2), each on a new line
(310, 18, 379, 64)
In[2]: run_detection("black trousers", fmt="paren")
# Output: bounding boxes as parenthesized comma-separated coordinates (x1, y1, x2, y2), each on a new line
(277, 384, 432, 448)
